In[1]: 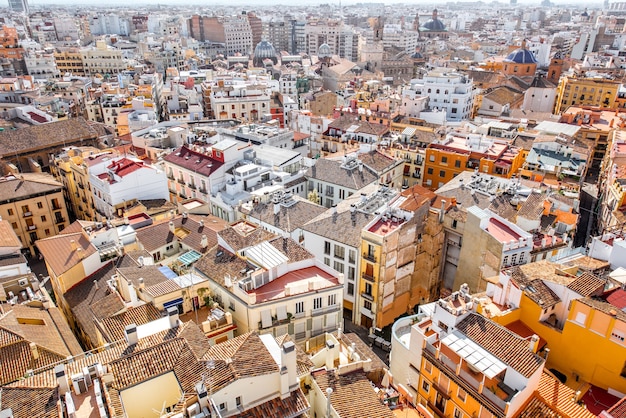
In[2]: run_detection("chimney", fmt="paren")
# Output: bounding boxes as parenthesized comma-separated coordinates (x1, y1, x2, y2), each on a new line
(529, 334, 540, 353)
(30, 342, 39, 360)
(196, 382, 209, 409)
(274, 201, 281, 215)
(124, 324, 138, 345)
(326, 387, 333, 418)
(167, 306, 179, 328)
(169, 221, 175, 233)
(280, 341, 297, 399)
(94, 280, 99, 290)
(70, 240, 78, 251)
(541, 237, 547, 247)
(138, 277, 145, 290)
(439, 199, 446, 223)
(54, 364, 70, 395)
(325, 339, 336, 370)
(76, 248, 83, 259)
(201, 234, 208, 249)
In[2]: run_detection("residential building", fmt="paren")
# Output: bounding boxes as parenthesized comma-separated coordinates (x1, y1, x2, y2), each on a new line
(598, 130, 626, 233)
(423, 132, 525, 190)
(305, 157, 378, 208)
(0, 117, 107, 174)
(390, 288, 544, 418)
(89, 156, 168, 220)
(408, 68, 474, 122)
(381, 127, 436, 188)
(318, 114, 389, 154)
(194, 221, 344, 341)
(53, 48, 85, 76)
(389, 287, 593, 418)
(301, 183, 382, 322)
(356, 185, 436, 329)
(482, 260, 626, 395)
(0, 173, 70, 257)
(558, 107, 624, 177)
(554, 75, 621, 114)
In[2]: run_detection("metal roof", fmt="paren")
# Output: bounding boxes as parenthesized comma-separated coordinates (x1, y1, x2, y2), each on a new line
(442, 331, 507, 379)
(245, 241, 288, 269)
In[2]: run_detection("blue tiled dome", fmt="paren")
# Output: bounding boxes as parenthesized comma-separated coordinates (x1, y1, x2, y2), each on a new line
(253, 40, 277, 67)
(505, 48, 538, 64)
(422, 18, 445, 31)
(318, 43, 332, 59)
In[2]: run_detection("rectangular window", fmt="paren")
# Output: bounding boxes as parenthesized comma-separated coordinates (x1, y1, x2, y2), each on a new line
(454, 408, 463, 418)
(574, 311, 586, 326)
(424, 359, 432, 374)
(365, 283, 372, 296)
(324, 257, 330, 266)
(422, 380, 430, 393)
(364, 300, 372, 310)
(347, 282, 354, 295)
(236, 396, 242, 407)
(313, 297, 322, 310)
(334, 245, 345, 259)
(40, 215, 46, 222)
(427, 168, 433, 175)
(348, 266, 355, 281)
(295, 301, 304, 314)
(441, 156, 447, 164)
(348, 249, 356, 264)
(229, 301, 235, 311)
(324, 241, 331, 255)
(455, 160, 461, 168)
(439, 170, 446, 178)
(333, 261, 344, 273)
(328, 294, 336, 306)
(219, 402, 226, 411)
(457, 387, 467, 402)
(429, 155, 435, 162)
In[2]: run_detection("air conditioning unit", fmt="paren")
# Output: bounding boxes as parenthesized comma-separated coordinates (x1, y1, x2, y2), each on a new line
(18, 278, 28, 287)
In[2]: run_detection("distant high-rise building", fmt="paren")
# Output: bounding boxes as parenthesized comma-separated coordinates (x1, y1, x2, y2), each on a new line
(8, 0, 29, 14)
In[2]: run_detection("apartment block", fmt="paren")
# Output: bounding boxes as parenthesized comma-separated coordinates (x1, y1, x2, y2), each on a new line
(194, 220, 344, 342)
(554, 75, 620, 114)
(0, 174, 69, 256)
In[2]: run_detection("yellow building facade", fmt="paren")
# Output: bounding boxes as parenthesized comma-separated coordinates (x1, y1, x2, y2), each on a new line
(0, 174, 70, 256)
(554, 76, 620, 114)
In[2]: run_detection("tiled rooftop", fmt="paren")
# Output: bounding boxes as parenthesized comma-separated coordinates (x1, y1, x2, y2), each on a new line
(311, 368, 395, 418)
(251, 266, 339, 304)
(35, 232, 97, 277)
(456, 313, 544, 378)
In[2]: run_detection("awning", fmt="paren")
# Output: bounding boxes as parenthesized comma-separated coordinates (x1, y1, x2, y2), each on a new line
(277, 305, 287, 321)
(261, 309, 272, 329)
(178, 250, 202, 266)
(163, 298, 183, 308)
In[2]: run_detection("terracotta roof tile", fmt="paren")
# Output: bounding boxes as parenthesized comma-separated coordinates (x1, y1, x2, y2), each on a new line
(194, 247, 249, 287)
(243, 196, 327, 233)
(312, 368, 394, 418)
(456, 313, 544, 378)
(234, 388, 309, 418)
(357, 150, 401, 174)
(566, 272, 605, 297)
(135, 215, 220, 253)
(0, 117, 99, 157)
(305, 158, 379, 191)
(0, 387, 59, 418)
(163, 145, 224, 177)
(204, 332, 280, 379)
(516, 372, 595, 418)
(606, 396, 626, 418)
(99, 304, 162, 343)
(36, 232, 97, 277)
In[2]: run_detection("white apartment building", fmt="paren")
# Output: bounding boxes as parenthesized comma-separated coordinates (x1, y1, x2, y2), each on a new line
(409, 68, 474, 122)
(82, 41, 126, 76)
(224, 14, 253, 56)
(305, 19, 343, 56)
(89, 156, 169, 219)
(195, 223, 344, 342)
(24, 52, 59, 80)
(211, 84, 270, 122)
(381, 25, 419, 54)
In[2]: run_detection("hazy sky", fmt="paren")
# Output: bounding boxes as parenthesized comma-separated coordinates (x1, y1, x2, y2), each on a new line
(27, 0, 593, 5)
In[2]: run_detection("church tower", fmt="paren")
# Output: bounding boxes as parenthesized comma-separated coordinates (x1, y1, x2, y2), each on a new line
(547, 50, 565, 85)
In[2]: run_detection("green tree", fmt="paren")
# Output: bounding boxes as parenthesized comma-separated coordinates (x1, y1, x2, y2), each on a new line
(308, 189, 321, 205)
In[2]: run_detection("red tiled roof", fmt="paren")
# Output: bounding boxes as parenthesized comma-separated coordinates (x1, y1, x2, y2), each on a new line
(27, 111, 48, 124)
(606, 289, 626, 310)
(163, 145, 223, 177)
(106, 157, 144, 177)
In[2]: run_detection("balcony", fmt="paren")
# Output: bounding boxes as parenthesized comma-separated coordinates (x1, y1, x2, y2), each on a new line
(27, 225, 37, 231)
(199, 187, 207, 194)
(188, 183, 197, 190)
(362, 272, 375, 283)
(360, 292, 374, 302)
(55, 217, 65, 224)
(177, 178, 185, 185)
(167, 173, 174, 180)
(363, 253, 377, 263)
(412, 173, 421, 178)
(311, 304, 340, 317)
(295, 331, 307, 340)
(258, 316, 292, 330)
(77, 183, 85, 189)
(22, 211, 33, 218)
